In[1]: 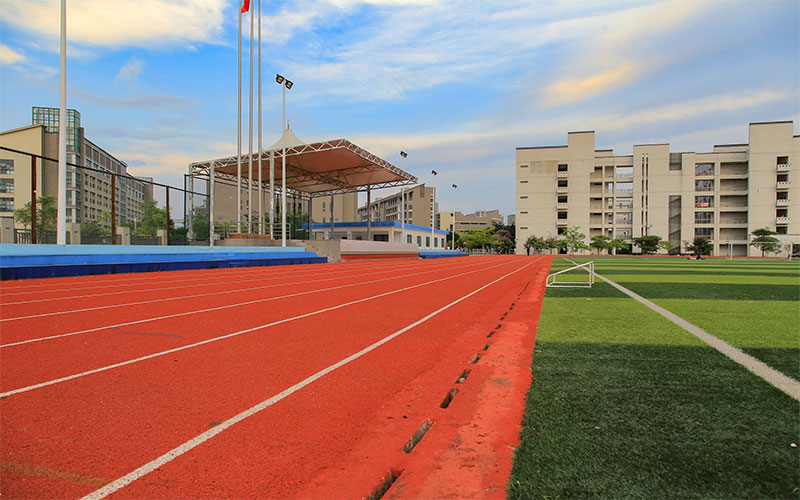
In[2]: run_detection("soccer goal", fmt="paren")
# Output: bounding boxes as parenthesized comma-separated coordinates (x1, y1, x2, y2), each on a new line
(546, 261, 595, 288)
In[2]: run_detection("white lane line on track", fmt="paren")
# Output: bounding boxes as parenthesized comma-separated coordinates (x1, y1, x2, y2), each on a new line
(0, 257, 531, 397)
(78, 257, 539, 500)
(0, 259, 399, 297)
(0, 258, 453, 316)
(0, 258, 480, 323)
(0, 260, 487, 346)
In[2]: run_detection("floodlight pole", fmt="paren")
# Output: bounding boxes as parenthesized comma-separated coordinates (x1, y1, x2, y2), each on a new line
(452, 183, 457, 249)
(400, 151, 407, 244)
(431, 170, 437, 249)
(276, 74, 292, 246)
(57, 0, 67, 244)
(209, 160, 215, 246)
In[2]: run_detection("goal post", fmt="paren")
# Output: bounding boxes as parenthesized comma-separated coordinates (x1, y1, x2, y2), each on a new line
(546, 261, 595, 288)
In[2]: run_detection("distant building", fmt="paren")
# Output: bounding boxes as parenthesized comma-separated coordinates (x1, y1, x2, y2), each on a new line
(515, 121, 799, 256)
(310, 221, 448, 249)
(439, 209, 503, 232)
(507, 214, 515, 226)
(358, 183, 437, 229)
(0, 107, 151, 228)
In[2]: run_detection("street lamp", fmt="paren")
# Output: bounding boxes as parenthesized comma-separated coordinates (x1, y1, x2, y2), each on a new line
(431, 169, 437, 249)
(400, 151, 407, 244)
(451, 183, 457, 249)
(276, 73, 293, 247)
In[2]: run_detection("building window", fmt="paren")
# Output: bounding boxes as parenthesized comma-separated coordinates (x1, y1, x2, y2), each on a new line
(695, 196, 714, 208)
(695, 163, 714, 176)
(0, 197, 13, 211)
(407, 234, 412, 244)
(322, 202, 326, 211)
(0, 159, 13, 175)
(520, 180, 528, 183)
(434, 238, 438, 248)
(695, 180, 714, 192)
(615, 166, 633, 178)
(777, 156, 789, 166)
(0, 178, 14, 194)
(417, 236, 422, 246)
(616, 182, 633, 194)
(558, 179, 568, 187)
(520, 195, 528, 199)
(519, 164, 529, 168)
(695, 227, 713, 238)
(695, 212, 714, 224)
(557, 164, 568, 172)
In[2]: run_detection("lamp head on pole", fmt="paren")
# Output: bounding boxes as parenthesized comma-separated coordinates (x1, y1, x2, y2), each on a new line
(452, 184, 457, 189)
(275, 74, 284, 84)
(431, 170, 437, 176)
(285, 80, 293, 89)
(400, 151, 407, 158)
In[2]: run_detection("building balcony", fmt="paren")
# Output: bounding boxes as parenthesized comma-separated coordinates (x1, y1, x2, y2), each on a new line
(777, 216, 790, 224)
(718, 204, 747, 211)
(557, 219, 568, 226)
(557, 186, 568, 193)
(557, 170, 569, 177)
(557, 202, 568, 209)
(777, 163, 791, 172)
(719, 172, 748, 179)
(719, 221, 748, 228)
(777, 181, 791, 189)
(776, 199, 790, 206)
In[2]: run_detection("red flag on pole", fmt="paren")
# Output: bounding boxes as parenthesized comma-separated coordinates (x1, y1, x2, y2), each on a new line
(241, 0, 250, 13)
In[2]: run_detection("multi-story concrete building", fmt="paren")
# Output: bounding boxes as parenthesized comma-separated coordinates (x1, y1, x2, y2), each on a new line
(0, 107, 151, 228)
(358, 184, 437, 229)
(439, 209, 503, 232)
(515, 121, 799, 256)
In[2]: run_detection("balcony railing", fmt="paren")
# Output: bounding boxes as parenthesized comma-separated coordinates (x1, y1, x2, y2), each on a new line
(777, 216, 790, 224)
(777, 180, 791, 189)
(776, 199, 790, 206)
(557, 202, 568, 209)
(557, 170, 569, 177)
(777, 163, 791, 171)
(557, 186, 568, 192)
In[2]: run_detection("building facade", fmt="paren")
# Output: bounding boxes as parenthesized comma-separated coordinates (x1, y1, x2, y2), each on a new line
(0, 107, 151, 228)
(439, 209, 503, 232)
(358, 184, 437, 229)
(515, 121, 799, 256)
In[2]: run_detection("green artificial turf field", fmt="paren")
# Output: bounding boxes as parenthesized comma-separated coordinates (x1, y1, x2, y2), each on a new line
(509, 256, 800, 499)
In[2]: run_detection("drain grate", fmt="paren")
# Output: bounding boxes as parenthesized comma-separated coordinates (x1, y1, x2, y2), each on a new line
(439, 388, 458, 409)
(402, 420, 433, 453)
(366, 469, 402, 500)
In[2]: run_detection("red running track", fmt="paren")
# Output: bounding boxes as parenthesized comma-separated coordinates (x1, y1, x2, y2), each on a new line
(0, 255, 551, 499)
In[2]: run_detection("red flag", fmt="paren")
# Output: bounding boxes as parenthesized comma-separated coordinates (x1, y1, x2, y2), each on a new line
(241, 0, 250, 13)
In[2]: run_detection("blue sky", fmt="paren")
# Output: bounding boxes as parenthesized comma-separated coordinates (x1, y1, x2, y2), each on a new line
(1, 0, 798, 220)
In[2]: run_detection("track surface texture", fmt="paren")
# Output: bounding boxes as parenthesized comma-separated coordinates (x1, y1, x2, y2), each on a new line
(0, 255, 551, 499)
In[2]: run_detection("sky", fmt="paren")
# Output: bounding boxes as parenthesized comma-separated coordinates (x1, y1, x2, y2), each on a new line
(1, 0, 798, 221)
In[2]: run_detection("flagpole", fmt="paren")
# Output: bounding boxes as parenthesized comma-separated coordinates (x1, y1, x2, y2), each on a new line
(257, 0, 263, 235)
(57, 0, 67, 244)
(236, 1, 242, 233)
(247, 0, 254, 234)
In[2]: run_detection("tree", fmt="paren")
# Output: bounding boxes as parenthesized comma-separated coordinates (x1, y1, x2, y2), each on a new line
(750, 227, 780, 256)
(633, 235, 666, 254)
(493, 228, 514, 254)
(460, 228, 498, 252)
(590, 235, 611, 254)
(135, 200, 168, 236)
(524, 235, 548, 254)
(561, 226, 589, 254)
(609, 238, 629, 255)
(685, 237, 712, 256)
(14, 195, 57, 232)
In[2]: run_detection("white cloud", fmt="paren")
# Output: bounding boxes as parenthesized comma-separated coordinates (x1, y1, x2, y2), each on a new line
(0, 44, 25, 64)
(115, 56, 144, 83)
(540, 0, 711, 106)
(0, 0, 226, 51)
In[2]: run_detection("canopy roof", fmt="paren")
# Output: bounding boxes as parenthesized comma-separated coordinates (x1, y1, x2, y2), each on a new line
(189, 129, 417, 197)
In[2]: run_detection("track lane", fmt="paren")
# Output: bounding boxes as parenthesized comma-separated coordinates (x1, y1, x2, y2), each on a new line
(0, 258, 519, 393)
(0, 258, 481, 346)
(0, 256, 540, 499)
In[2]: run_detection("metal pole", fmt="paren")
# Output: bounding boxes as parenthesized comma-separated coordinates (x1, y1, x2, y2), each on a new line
(431, 172, 436, 248)
(57, 0, 67, 244)
(257, 0, 263, 235)
(330, 194, 334, 235)
(247, 2, 254, 234)
(367, 186, 371, 241)
(281, 82, 287, 247)
(452, 184, 457, 249)
(31, 156, 37, 244)
(165, 187, 170, 246)
(269, 150, 274, 239)
(209, 160, 215, 246)
(236, 1, 242, 233)
(111, 174, 116, 244)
